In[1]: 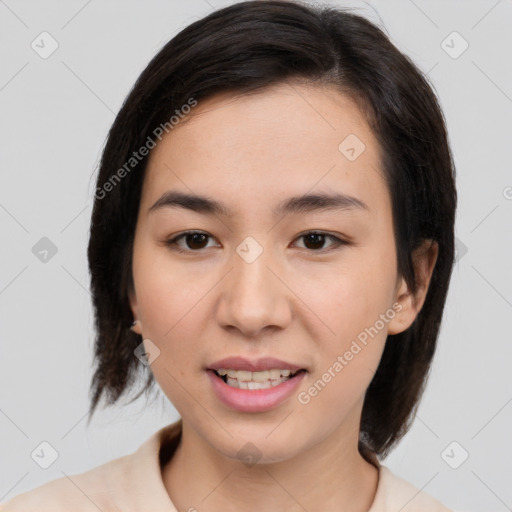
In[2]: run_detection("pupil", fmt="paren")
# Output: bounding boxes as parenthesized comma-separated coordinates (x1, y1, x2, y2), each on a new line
(187, 233, 207, 249)
(305, 233, 324, 250)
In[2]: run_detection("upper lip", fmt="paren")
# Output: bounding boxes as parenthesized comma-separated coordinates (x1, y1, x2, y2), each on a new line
(207, 356, 305, 372)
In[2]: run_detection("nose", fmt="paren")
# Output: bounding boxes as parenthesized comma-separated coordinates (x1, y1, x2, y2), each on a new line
(215, 242, 292, 339)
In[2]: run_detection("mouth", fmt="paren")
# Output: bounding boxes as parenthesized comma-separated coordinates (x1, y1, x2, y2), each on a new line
(205, 357, 308, 413)
(211, 368, 306, 390)
(206, 356, 307, 389)
(206, 358, 308, 412)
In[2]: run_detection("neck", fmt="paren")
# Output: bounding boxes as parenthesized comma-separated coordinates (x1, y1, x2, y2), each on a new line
(161, 417, 379, 512)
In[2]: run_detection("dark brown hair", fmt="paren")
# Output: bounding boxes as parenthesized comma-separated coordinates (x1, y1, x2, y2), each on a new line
(87, 0, 457, 459)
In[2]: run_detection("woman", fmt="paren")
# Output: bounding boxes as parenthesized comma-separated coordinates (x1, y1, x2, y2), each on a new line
(1, 1, 456, 510)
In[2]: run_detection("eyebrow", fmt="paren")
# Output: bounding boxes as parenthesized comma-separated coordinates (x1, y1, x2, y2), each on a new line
(148, 190, 369, 217)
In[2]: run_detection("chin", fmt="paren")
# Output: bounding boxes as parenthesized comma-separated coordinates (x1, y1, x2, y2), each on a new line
(203, 421, 310, 465)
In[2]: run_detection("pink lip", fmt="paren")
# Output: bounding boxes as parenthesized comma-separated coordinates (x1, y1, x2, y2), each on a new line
(207, 356, 304, 372)
(206, 368, 307, 413)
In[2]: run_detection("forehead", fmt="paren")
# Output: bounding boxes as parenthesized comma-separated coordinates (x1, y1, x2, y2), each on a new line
(141, 82, 388, 217)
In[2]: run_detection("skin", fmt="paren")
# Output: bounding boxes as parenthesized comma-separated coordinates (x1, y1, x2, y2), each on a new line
(129, 82, 438, 512)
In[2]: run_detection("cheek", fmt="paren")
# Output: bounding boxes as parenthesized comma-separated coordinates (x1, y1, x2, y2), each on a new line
(293, 248, 396, 413)
(295, 269, 392, 422)
(131, 246, 207, 399)
(133, 253, 209, 410)
(133, 241, 203, 336)
(306, 279, 388, 394)
(300, 253, 396, 350)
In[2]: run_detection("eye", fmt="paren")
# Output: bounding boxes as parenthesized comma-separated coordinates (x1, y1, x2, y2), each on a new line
(293, 231, 347, 252)
(165, 231, 219, 253)
(164, 230, 348, 254)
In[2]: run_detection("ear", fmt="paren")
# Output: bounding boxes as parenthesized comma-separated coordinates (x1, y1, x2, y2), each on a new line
(387, 239, 439, 335)
(128, 282, 143, 335)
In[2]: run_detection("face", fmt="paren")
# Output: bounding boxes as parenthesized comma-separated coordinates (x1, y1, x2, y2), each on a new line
(129, 82, 424, 462)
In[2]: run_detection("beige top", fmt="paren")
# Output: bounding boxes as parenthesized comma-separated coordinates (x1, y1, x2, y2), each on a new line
(1, 420, 452, 511)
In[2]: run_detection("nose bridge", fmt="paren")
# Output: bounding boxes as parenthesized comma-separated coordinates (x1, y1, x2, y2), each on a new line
(216, 235, 291, 336)
(234, 235, 273, 292)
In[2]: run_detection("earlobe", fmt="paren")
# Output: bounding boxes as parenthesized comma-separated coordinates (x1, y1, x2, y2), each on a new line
(130, 319, 142, 335)
(128, 287, 142, 335)
(387, 277, 413, 335)
(387, 239, 439, 336)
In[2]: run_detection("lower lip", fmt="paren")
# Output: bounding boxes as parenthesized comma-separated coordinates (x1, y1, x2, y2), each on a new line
(207, 370, 306, 413)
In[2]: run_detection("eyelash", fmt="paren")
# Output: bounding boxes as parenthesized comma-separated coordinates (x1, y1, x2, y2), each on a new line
(164, 230, 348, 255)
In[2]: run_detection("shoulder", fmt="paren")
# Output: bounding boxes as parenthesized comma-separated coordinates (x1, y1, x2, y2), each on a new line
(0, 453, 133, 512)
(371, 465, 453, 512)
(0, 420, 182, 512)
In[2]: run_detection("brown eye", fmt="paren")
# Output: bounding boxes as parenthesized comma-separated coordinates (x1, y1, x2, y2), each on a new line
(165, 231, 218, 252)
(294, 231, 346, 252)
(302, 233, 326, 250)
(183, 233, 209, 250)
(166, 230, 347, 254)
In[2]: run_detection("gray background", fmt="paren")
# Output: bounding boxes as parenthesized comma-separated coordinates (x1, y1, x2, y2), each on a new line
(1, 1, 511, 510)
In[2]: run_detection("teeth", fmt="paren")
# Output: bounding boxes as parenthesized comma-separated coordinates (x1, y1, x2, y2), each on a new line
(215, 368, 301, 389)
(227, 369, 250, 380)
(216, 368, 297, 382)
(268, 369, 281, 379)
(226, 377, 286, 390)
